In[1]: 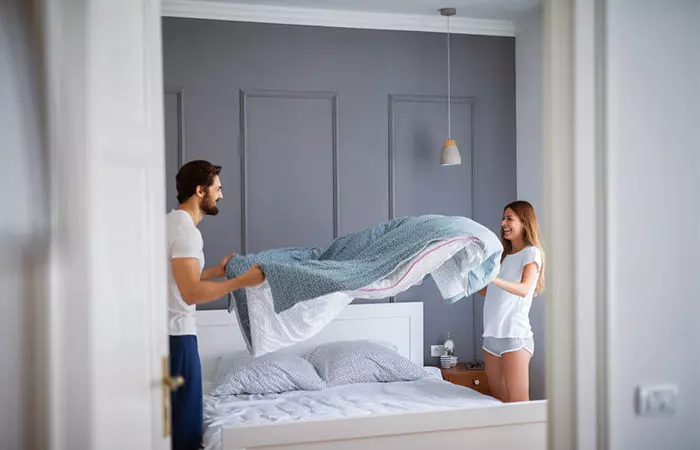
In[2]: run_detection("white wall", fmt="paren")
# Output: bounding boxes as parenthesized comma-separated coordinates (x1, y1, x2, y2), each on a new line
(605, 0, 700, 448)
(0, 0, 47, 448)
(515, 5, 546, 401)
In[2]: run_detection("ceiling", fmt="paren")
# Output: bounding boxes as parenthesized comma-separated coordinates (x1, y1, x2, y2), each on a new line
(201, 0, 541, 21)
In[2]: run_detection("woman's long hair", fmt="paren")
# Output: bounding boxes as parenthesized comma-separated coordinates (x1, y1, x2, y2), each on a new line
(501, 201, 546, 296)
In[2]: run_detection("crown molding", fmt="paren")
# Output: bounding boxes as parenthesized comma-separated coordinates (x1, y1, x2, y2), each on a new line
(161, 0, 515, 37)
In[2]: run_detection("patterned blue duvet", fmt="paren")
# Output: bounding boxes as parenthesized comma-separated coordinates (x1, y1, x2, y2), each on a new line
(225, 215, 502, 356)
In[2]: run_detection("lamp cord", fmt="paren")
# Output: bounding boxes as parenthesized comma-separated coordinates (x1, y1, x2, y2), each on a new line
(447, 14, 451, 140)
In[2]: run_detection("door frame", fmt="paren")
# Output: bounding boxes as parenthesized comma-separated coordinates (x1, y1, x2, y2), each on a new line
(544, 0, 608, 449)
(34, 0, 608, 449)
(36, 0, 170, 449)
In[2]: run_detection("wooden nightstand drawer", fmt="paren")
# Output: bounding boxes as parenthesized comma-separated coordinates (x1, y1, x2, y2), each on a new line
(437, 365, 491, 396)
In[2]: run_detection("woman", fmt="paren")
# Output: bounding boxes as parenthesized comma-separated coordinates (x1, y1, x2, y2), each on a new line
(478, 201, 545, 402)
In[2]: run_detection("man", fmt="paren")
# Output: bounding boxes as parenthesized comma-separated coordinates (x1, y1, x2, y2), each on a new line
(167, 160, 264, 450)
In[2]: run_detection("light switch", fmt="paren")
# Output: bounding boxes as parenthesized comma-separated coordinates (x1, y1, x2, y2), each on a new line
(636, 385, 678, 416)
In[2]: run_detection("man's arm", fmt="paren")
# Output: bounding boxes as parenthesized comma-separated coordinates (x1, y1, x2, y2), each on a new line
(200, 253, 235, 281)
(172, 258, 265, 305)
(200, 265, 224, 281)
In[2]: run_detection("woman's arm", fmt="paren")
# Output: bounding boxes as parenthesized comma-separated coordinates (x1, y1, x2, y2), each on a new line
(490, 262, 539, 297)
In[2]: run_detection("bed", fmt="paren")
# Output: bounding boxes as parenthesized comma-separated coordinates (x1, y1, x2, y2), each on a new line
(197, 302, 547, 450)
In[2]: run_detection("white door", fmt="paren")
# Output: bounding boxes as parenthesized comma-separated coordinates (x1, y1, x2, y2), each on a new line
(43, 0, 170, 449)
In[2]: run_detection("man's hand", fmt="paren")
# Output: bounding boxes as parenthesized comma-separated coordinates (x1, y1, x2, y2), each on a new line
(201, 252, 236, 281)
(217, 253, 236, 275)
(236, 265, 266, 288)
(173, 259, 264, 305)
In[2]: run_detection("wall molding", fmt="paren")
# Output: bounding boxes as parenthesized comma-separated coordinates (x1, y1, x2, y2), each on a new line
(387, 94, 481, 356)
(387, 94, 477, 220)
(239, 89, 340, 254)
(164, 87, 186, 167)
(161, 0, 515, 37)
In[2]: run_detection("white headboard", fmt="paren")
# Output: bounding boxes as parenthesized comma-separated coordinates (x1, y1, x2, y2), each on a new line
(196, 302, 424, 393)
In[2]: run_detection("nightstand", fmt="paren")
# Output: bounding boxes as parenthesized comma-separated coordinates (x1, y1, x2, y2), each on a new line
(437, 364, 490, 396)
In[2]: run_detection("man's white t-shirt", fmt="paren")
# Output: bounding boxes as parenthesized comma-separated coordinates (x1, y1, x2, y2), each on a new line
(483, 246, 542, 338)
(167, 210, 205, 336)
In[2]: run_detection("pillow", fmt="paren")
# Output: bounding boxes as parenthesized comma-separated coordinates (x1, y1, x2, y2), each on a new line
(422, 365, 444, 380)
(368, 339, 399, 353)
(305, 340, 427, 387)
(210, 351, 325, 396)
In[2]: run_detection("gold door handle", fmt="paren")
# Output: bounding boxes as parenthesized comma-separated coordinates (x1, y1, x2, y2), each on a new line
(164, 375, 185, 391)
(162, 356, 186, 438)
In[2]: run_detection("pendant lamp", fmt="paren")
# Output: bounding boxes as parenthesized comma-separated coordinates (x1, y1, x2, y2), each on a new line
(439, 7, 462, 166)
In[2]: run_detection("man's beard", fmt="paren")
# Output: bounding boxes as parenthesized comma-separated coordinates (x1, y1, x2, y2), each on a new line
(200, 192, 219, 216)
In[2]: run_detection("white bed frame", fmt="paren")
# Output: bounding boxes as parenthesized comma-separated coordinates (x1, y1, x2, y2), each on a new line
(197, 302, 546, 450)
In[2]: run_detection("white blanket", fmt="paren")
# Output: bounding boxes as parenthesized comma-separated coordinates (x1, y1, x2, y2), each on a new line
(241, 238, 488, 356)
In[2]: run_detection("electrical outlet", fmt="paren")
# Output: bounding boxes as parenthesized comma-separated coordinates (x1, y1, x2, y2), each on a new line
(636, 385, 678, 416)
(430, 345, 445, 357)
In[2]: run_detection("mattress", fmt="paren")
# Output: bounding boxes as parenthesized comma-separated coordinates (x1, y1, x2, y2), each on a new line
(202, 368, 500, 450)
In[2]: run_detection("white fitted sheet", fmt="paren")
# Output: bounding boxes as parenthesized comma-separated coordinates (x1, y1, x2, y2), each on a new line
(202, 372, 500, 450)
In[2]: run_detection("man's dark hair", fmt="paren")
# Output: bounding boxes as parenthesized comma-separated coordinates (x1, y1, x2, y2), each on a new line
(176, 160, 222, 204)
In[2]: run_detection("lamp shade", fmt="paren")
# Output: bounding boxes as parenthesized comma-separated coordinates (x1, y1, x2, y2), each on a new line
(440, 139, 462, 166)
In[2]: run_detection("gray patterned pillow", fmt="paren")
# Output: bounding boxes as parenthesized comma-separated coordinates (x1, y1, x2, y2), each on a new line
(210, 351, 325, 396)
(305, 340, 427, 387)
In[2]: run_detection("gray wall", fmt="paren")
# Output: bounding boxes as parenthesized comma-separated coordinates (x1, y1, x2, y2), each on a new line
(515, 6, 546, 400)
(162, 18, 516, 365)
